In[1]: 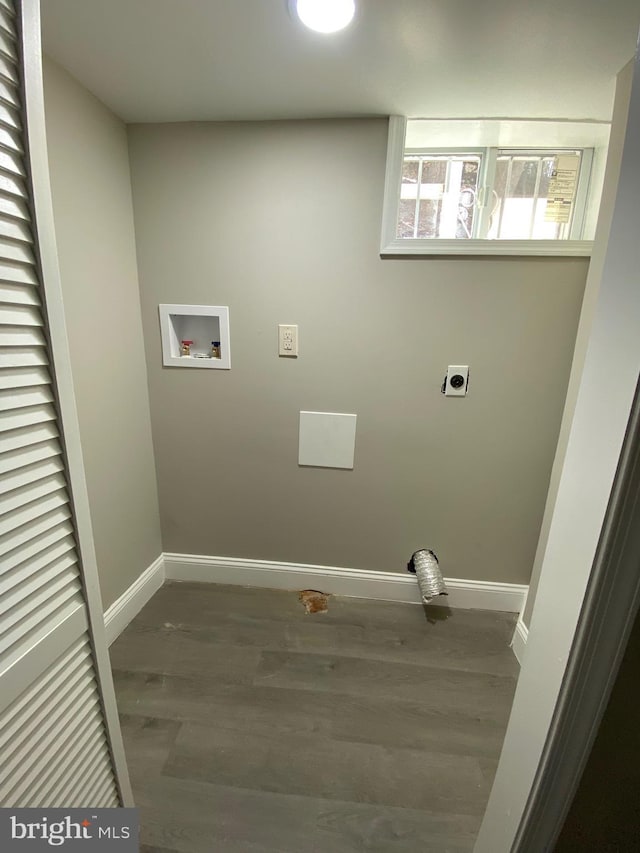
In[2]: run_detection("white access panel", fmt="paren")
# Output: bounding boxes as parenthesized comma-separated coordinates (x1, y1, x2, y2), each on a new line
(298, 412, 357, 469)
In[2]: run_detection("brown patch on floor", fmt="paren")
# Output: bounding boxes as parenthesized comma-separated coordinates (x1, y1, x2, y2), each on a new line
(298, 590, 330, 614)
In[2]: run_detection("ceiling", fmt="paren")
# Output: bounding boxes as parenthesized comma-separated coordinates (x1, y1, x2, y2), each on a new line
(42, 0, 640, 124)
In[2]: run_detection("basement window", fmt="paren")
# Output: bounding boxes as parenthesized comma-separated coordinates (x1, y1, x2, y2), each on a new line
(381, 118, 610, 257)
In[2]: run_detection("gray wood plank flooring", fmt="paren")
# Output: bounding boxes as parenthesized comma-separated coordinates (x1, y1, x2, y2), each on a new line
(111, 582, 518, 852)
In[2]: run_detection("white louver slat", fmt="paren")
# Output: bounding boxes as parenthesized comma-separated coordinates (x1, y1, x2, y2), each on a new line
(1, 531, 76, 588)
(0, 116, 22, 142)
(0, 637, 117, 808)
(1, 519, 73, 578)
(0, 194, 29, 222)
(1, 568, 82, 648)
(0, 101, 20, 131)
(0, 385, 53, 411)
(0, 454, 64, 493)
(0, 170, 26, 200)
(0, 267, 40, 290)
(0, 420, 59, 454)
(1, 325, 46, 348)
(0, 436, 61, 474)
(0, 219, 32, 245)
(0, 144, 24, 172)
(0, 402, 56, 432)
(0, 31, 18, 62)
(80, 771, 120, 810)
(0, 284, 40, 307)
(0, 489, 68, 538)
(0, 364, 50, 388)
(0, 470, 67, 514)
(0, 0, 122, 809)
(0, 239, 34, 265)
(0, 4, 16, 32)
(0, 347, 49, 367)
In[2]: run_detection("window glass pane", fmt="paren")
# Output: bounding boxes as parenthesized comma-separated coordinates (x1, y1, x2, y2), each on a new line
(457, 160, 479, 238)
(509, 159, 539, 197)
(401, 159, 419, 199)
(538, 157, 555, 198)
(497, 157, 539, 238)
(487, 159, 507, 239)
(397, 159, 419, 237)
(422, 159, 447, 184)
(397, 199, 417, 238)
(531, 158, 563, 238)
(397, 153, 481, 239)
(493, 158, 508, 199)
(489, 151, 582, 239)
(532, 198, 562, 239)
(499, 198, 536, 238)
(539, 152, 581, 238)
(417, 199, 439, 238)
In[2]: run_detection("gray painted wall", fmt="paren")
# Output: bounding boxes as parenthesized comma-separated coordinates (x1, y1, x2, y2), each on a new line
(522, 61, 634, 627)
(128, 118, 587, 585)
(43, 58, 162, 609)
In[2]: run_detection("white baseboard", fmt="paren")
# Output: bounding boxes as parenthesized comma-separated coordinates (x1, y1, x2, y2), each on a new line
(104, 555, 165, 645)
(511, 617, 529, 664)
(163, 553, 527, 613)
(103, 553, 527, 641)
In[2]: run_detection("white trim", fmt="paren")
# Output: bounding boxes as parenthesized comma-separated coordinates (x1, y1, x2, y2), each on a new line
(381, 238, 593, 257)
(511, 618, 529, 665)
(102, 553, 528, 643)
(163, 553, 527, 612)
(380, 115, 407, 252)
(104, 556, 165, 645)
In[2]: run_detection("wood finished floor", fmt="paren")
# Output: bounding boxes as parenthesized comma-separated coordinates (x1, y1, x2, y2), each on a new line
(110, 582, 519, 853)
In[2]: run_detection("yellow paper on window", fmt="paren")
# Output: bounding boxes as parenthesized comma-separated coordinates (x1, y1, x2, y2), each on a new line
(545, 154, 580, 223)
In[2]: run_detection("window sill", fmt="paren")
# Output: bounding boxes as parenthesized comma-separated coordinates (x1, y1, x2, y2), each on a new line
(380, 239, 593, 258)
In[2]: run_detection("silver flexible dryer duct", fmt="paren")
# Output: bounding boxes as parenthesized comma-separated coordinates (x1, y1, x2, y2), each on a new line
(407, 549, 448, 604)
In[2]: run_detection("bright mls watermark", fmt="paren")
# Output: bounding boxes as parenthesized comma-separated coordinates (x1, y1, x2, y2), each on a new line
(0, 809, 138, 851)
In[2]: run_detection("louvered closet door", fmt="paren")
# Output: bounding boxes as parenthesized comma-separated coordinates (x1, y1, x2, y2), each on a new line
(0, 0, 126, 807)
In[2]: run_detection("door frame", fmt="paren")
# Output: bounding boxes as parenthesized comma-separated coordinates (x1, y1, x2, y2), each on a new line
(474, 46, 640, 852)
(516, 376, 640, 849)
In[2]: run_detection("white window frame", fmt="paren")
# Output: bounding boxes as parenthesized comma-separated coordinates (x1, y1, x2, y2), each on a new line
(381, 116, 597, 257)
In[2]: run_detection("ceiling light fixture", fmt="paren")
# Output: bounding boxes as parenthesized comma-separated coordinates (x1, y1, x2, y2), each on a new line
(290, 0, 356, 34)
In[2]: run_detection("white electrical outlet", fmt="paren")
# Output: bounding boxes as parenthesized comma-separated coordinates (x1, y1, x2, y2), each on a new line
(443, 365, 469, 396)
(278, 324, 298, 357)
